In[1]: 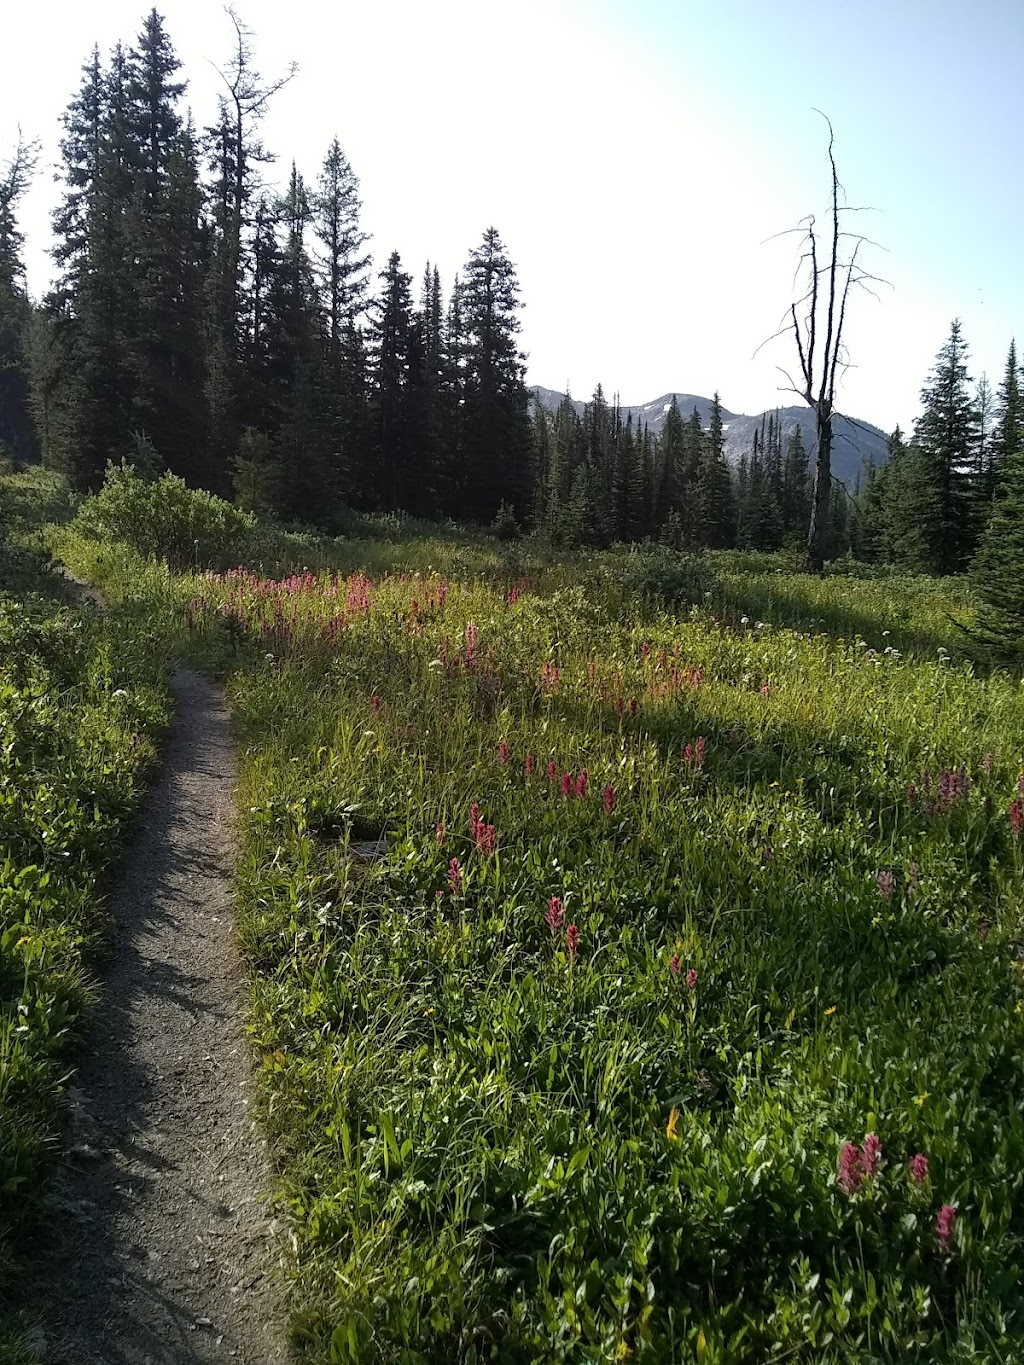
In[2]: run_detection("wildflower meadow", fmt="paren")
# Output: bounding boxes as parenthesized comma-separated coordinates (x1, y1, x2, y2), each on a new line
(55, 477, 1024, 1365)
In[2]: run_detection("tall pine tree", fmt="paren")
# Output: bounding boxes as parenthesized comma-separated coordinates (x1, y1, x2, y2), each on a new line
(458, 228, 532, 523)
(0, 133, 39, 463)
(912, 319, 981, 573)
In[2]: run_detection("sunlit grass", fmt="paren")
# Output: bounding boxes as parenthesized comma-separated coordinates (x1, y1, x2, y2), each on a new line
(60, 512, 1024, 1363)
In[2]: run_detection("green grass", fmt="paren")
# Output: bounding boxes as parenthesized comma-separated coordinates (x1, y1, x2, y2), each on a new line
(60, 504, 1024, 1364)
(0, 473, 172, 1352)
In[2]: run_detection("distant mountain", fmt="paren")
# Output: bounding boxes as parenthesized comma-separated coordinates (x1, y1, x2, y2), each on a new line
(529, 386, 889, 489)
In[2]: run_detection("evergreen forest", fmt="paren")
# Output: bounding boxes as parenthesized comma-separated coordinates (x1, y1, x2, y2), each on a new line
(0, 8, 1021, 618)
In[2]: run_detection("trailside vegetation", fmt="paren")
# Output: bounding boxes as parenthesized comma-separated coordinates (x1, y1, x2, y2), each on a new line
(61, 475, 1024, 1364)
(0, 471, 171, 1343)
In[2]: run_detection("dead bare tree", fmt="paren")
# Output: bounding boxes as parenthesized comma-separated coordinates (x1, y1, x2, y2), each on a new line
(763, 116, 883, 571)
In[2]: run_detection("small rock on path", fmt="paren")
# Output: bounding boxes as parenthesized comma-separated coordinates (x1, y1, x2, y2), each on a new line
(33, 668, 287, 1364)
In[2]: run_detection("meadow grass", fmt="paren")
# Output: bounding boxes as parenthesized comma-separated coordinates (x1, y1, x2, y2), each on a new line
(0, 474, 171, 1347)
(58, 505, 1024, 1364)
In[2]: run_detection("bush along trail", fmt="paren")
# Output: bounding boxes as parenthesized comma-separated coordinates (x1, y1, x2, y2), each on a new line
(59, 472, 1024, 1365)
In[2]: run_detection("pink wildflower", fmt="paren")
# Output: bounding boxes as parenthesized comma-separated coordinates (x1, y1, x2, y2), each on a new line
(616, 697, 624, 718)
(448, 857, 462, 894)
(545, 896, 564, 934)
(861, 1133, 883, 1178)
(497, 741, 510, 765)
(837, 1142, 864, 1195)
(1018, 772, 1024, 799)
(683, 743, 694, 764)
(507, 586, 521, 605)
(475, 822, 496, 856)
(935, 1203, 957, 1253)
(695, 736, 706, 766)
(566, 924, 579, 961)
(669, 953, 681, 976)
(909, 1153, 930, 1185)
(547, 760, 558, 783)
(435, 822, 445, 844)
(575, 768, 589, 799)
(685, 969, 698, 991)
(371, 693, 382, 714)
(465, 622, 478, 663)
(760, 682, 771, 696)
(561, 772, 573, 799)
(629, 698, 639, 718)
(524, 753, 536, 777)
(541, 661, 560, 691)
(1011, 800, 1024, 839)
(877, 869, 894, 900)
(603, 784, 615, 815)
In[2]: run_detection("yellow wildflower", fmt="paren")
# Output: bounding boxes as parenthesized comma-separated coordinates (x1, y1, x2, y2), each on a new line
(666, 1107, 679, 1141)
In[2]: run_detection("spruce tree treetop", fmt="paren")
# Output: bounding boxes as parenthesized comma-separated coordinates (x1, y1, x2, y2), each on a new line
(312, 138, 371, 343)
(992, 339, 1023, 492)
(913, 318, 981, 572)
(127, 9, 185, 196)
(459, 227, 532, 522)
(0, 132, 40, 462)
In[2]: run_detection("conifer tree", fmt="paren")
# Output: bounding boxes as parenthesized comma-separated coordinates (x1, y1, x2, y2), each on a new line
(124, 11, 206, 481)
(544, 392, 582, 540)
(260, 165, 329, 522)
(40, 44, 137, 487)
(912, 319, 981, 572)
(582, 383, 613, 540)
(368, 250, 417, 513)
(883, 428, 938, 573)
(696, 393, 736, 548)
(459, 227, 533, 523)
(203, 7, 296, 488)
(311, 137, 371, 499)
(412, 263, 444, 511)
(440, 274, 466, 511)
(655, 396, 684, 531)
(854, 458, 881, 561)
(0, 132, 39, 462)
(532, 403, 552, 524)
(312, 138, 370, 342)
(973, 419, 1024, 661)
(991, 340, 1023, 498)
(780, 424, 810, 539)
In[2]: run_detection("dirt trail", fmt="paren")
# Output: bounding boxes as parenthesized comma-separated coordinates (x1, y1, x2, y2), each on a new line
(33, 668, 287, 1364)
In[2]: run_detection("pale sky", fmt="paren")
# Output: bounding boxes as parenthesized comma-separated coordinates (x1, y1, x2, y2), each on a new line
(3, 0, 1021, 433)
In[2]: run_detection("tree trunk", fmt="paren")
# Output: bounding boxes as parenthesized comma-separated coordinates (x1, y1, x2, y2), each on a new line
(806, 407, 832, 571)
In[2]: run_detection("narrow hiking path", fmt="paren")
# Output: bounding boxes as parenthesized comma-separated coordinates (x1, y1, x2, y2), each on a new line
(32, 668, 287, 1364)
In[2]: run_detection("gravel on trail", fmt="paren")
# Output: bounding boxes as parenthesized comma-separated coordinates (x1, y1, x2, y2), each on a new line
(32, 668, 288, 1364)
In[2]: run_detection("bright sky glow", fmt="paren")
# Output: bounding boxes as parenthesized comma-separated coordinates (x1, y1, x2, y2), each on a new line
(3, 0, 1022, 432)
